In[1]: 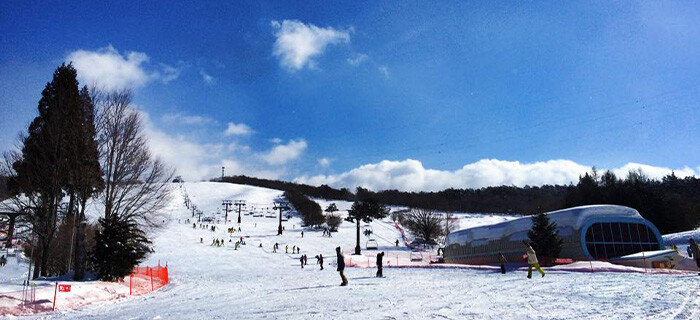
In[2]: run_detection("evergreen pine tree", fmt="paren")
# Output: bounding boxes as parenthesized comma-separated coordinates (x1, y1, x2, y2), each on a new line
(10, 63, 82, 278)
(68, 86, 104, 280)
(527, 212, 563, 265)
(93, 216, 151, 281)
(347, 198, 389, 254)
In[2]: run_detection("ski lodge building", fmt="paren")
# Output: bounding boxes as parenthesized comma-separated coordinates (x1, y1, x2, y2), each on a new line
(443, 205, 664, 265)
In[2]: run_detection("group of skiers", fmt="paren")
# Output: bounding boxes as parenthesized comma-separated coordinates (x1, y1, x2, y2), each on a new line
(321, 228, 333, 237)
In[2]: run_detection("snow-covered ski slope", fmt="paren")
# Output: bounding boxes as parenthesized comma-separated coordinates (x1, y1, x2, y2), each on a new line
(17, 182, 700, 319)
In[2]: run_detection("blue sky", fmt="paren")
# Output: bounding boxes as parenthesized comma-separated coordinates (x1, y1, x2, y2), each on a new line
(1, 1, 699, 191)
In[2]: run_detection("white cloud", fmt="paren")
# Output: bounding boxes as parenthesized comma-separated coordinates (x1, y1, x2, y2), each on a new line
(67, 45, 182, 90)
(294, 159, 698, 192)
(271, 20, 351, 71)
(138, 110, 282, 181)
(269, 137, 282, 144)
(162, 113, 217, 126)
(318, 157, 332, 168)
(157, 63, 182, 83)
(261, 139, 308, 165)
(378, 65, 390, 78)
(224, 122, 252, 136)
(227, 142, 251, 153)
(347, 53, 368, 66)
(611, 162, 697, 180)
(200, 69, 215, 84)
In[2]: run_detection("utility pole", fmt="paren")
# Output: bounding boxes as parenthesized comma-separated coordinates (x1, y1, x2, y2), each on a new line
(221, 166, 225, 181)
(273, 202, 290, 235)
(191, 205, 197, 218)
(222, 200, 232, 223)
(196, 209, 203, 223)
(234, 200, 246, 224)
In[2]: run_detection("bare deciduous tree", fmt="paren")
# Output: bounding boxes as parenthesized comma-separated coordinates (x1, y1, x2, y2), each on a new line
(95, 89, 173, 228)
(404, 208, 448, 245)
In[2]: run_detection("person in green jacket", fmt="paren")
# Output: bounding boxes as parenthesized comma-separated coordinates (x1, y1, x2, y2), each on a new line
(524, 241, 545, 279)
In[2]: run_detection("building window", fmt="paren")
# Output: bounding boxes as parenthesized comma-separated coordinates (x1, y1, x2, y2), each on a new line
(584, 222, 659, 259)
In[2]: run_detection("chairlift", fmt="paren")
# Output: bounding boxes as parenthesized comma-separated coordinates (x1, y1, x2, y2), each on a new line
(410, 251, 423, 262)
(366, 239, 378, 250)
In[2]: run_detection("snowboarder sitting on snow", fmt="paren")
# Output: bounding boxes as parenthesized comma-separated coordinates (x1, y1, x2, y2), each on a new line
(376, 252, 384, 277)
(200, 238, 203, 243)
(235, 241, 240, 250)
(0, 255, 6, 267)
(336, 247, 347, 286)
(193, 223, 196, 229)
(689, 238, 700, 269)
(523, 241, 545, 278)
(498, 252, 507, 274)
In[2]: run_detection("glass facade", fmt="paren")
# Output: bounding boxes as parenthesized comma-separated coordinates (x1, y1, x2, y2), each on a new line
(584, 222, 659, 259)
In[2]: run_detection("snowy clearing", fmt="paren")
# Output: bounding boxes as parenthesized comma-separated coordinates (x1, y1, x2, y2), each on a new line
(4, 182, 700, 319)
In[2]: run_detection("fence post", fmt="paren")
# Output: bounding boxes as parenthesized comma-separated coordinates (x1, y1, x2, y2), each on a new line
(52, 282, 58, 311)
(150, 267, 154, 291)
(641, 250, 647, 274)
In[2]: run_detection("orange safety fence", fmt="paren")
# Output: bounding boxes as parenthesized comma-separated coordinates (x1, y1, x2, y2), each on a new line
(129, 263, 169, 295)
(1, 264, 170, 316)
(341, 250, 699, 275)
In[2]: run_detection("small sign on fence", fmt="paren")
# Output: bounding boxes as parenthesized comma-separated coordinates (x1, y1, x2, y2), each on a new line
(58, 284, 71, 292)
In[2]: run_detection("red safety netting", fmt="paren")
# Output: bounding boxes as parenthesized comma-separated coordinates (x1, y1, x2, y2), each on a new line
(129, 264, 169, 295)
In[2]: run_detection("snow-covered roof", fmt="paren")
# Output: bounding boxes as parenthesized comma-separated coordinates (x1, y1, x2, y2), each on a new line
(611, 249, 675, 260)
(447, 205, 645, 245)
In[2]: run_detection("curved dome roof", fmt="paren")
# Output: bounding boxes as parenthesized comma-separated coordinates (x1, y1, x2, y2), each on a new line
(448, 205, 644, 245)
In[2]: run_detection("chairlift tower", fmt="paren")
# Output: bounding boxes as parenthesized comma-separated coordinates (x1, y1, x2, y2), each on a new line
(273, 202, 290, 235)
(234, 200, 246, 224)
(222, 200, 233, 223)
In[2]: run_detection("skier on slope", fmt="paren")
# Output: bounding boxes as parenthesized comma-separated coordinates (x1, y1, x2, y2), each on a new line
(300, 255, 304, 269)
(688, 238, 700, 269)
(498, 252, 507, 274)
(317, 254, 324, 270)
(336, 247, 348, 286)
(376, 252, 384, 277)
(0, 255, 6, 267)
(285, 245, 289, 253)
(524, 241, 545, 279)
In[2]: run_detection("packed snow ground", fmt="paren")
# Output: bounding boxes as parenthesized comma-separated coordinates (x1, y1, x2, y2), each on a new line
(5, 182, 700, 319)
